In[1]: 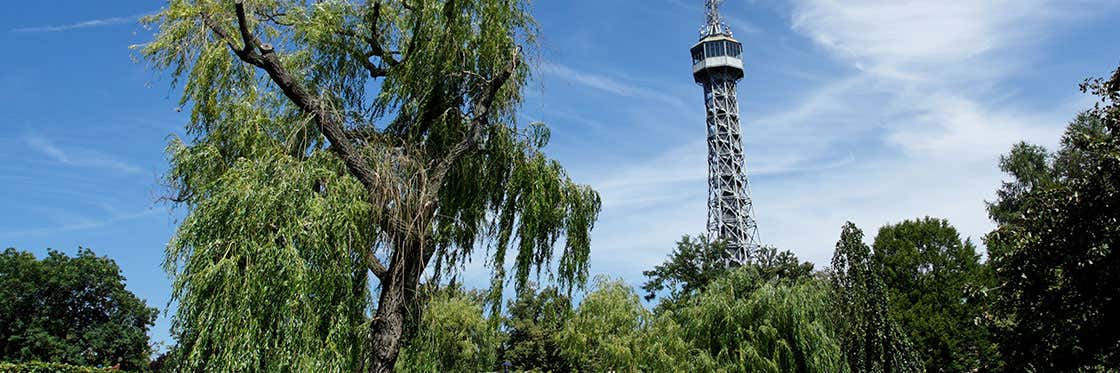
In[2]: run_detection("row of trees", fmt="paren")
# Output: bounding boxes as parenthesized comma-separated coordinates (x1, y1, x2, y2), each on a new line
(389, 218, 956, 372)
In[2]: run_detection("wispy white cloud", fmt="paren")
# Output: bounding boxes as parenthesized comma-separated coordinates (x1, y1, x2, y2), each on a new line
(0, 208, 161, 239)
(25, 136, 144, 174)
(539, 62, 690, 108)
(11, 13, 145, 33)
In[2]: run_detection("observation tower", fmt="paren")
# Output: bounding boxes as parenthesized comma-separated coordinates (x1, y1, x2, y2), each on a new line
(690, 0, 760, 263)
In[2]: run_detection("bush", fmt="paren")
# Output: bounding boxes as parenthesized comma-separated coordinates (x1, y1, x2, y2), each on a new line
(0, 361, 117, 373)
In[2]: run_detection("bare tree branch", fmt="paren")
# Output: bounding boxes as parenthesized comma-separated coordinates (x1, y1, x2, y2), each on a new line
(364, 250, 389, 280)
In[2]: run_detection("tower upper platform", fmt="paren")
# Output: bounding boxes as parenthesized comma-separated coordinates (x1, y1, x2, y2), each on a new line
(691, 34, 744, 83)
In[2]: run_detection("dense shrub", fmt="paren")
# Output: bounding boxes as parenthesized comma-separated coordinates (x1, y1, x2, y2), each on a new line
(0, 362, 116, 373)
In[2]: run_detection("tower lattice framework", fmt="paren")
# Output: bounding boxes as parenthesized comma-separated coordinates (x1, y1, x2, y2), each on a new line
(691, 0, 760, 263)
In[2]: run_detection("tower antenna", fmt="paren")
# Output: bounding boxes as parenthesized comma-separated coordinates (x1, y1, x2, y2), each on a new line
(703, 0, 732, 37)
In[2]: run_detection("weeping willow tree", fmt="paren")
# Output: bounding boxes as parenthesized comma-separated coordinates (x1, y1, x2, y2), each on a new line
(555, 277, 650, 372)
(395, 289, 502, 372)
(138, 0, 600, 371)
(660, 268, 846, 372)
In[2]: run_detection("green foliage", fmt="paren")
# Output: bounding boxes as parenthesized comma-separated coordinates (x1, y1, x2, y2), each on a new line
(165, 149, 372, 372)
(872, 218, 996, 372)
(830, 223, 923, 373)
(395, 290, 502, 372)
(552, 267, 838, 372)
(984, 65, 1120, 370)
(555, 277, 649, 372)
(140, 0, 599, 369)
(642, 235, 812, 310)
(664, 268, 846, 372)
(0, 249, 156, 371)
(754, 245, 815, 283)
(0, 362, 116, 373)
(641, 235, 733, 303)
(501, 285, 573, 372)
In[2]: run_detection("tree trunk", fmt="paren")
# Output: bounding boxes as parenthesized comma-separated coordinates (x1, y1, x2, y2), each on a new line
(367, 235, 433, 373)
(368, 281, 408, 373)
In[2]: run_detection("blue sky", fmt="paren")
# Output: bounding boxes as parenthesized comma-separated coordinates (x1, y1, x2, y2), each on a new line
(2, 0, 1119, 348)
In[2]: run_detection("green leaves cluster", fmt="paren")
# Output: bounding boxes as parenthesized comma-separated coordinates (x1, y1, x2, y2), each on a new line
(0, 362, 117, 373)
(984, 65, 1120, 371)
(641, 235, 812, 311)
(0, 249, 156, 371)
(501, 285, 572, 372)
(830, 223, 923, 373)
(395, 289, 502, 372)
(872, 218, 996, 371)
(554, 277, 651, 372)
(663, 268, 845, 372)
(166, 146, 373, 372)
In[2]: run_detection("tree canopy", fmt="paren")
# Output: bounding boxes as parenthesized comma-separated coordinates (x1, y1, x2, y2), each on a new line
(665, 268, 846, 372)
(555, 277, 650, 372)
(501, 285, 572, 372)
(394, 288, 501, 372)
(642, 235, 812, 308)
(872, 217, 995, 371)
(984, 65, 1120, 370)
(0, 248, 157, 371)
(140, 0, 599, 370)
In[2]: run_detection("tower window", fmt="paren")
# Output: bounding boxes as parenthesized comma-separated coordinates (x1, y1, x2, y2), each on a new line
(705, 41, 726, 58)
(726, 42, 742, 58)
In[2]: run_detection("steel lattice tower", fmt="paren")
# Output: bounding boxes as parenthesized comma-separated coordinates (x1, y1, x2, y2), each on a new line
(690, 0, 760, 263)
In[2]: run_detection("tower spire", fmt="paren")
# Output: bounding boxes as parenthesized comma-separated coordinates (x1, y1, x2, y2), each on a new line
(703, 0, 732, 37)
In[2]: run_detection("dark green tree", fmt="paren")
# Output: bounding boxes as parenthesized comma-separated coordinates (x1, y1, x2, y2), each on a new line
(0, 248, 157, 370)
(642, 235, 811, 309)
(140, 1, 599, 371)
(641, 235, 733, 303)
(830, 223, 923, 373)
(501, 285, 573, 372)
(754, 244, 815, 282)
(872, 218, 995, 372)
(985, 65, 1120, 370)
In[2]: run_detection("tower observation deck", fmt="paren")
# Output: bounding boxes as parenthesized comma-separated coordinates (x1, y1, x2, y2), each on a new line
(691, 0, 759, 263)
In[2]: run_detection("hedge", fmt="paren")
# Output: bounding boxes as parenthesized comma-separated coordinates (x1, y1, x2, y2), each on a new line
(0, 362, 117, 373)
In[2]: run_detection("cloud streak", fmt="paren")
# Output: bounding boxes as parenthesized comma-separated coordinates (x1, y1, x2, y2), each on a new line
(25, 136, 144, 174)
(539, 62, 690, 109)
(11, 14, 145, 33)
(0, 208, 161, 239)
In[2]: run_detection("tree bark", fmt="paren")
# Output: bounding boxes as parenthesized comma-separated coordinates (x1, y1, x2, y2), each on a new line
(367, 235, 432, 373)
(369, 280, 408, 373)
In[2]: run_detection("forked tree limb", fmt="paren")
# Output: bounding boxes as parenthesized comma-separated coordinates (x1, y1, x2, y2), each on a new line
(203, 1, 389, 281)
(428, 47, 522, 192)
